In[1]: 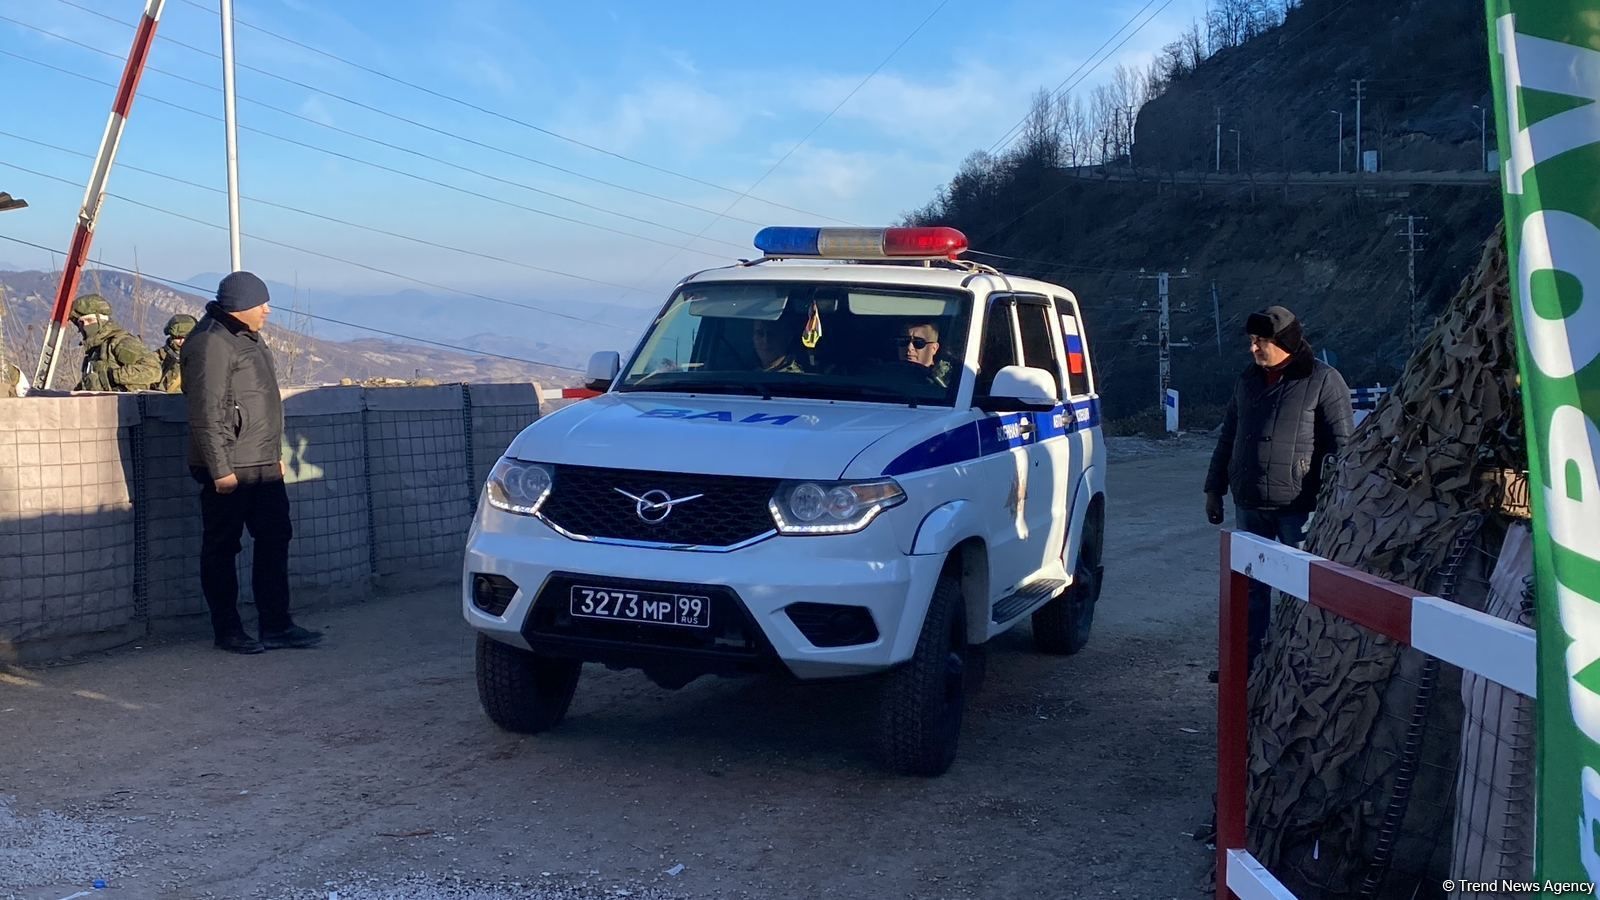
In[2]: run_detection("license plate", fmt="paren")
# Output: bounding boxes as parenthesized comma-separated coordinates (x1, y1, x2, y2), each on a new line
(568, 586, 710, 629)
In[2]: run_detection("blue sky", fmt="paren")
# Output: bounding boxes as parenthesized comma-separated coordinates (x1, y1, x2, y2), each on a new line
(0, 0, 1202, 320)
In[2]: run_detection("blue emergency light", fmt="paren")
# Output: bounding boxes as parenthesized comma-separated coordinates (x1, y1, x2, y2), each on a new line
(753, 226, 969, 260)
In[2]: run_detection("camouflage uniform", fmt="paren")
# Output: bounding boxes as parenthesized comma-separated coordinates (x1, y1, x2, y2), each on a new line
(71, 295, 161, 392)
(157, 313, 197, 393)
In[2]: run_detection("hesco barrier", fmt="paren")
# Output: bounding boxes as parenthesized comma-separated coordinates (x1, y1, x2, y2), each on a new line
(0, 382, 543, 662)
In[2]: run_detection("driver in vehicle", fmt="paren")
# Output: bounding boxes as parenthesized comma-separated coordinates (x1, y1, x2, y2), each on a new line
(752, 317, 810, 373)
(895, 321, 953, 387)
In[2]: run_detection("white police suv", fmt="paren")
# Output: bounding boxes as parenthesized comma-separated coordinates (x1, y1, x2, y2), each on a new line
(464, 226, 1105, 776)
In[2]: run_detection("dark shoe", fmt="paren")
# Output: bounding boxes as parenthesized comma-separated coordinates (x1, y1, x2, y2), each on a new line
(260, 625, 323, 649)
(1207, 669, 1219, 683)
(215, 632, 265, 654)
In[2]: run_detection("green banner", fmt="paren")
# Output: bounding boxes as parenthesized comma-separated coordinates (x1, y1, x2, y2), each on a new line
(1485, 2, 1600, 885)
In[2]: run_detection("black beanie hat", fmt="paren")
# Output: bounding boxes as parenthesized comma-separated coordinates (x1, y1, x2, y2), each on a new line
(1245, 305, 1305, 352)
(216, 271, 270, 313)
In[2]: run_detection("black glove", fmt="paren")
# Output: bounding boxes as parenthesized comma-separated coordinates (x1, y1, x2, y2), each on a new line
(1205, 493, 1224, 526)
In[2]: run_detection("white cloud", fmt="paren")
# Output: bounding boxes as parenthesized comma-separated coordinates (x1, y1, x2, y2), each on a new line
(297, 96, 336, 127)
(560, 81, 746, 156)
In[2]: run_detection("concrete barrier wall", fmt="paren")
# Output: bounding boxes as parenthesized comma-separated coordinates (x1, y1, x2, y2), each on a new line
(0, 382, 543, 662)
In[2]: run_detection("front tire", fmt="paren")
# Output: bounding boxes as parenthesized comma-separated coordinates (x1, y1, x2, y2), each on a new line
(475, 634, 582, 733)
(877, 573, 968, 777)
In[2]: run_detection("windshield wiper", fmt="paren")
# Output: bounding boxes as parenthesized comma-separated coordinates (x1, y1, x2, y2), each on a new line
(766, 382, 923, 408)
(619, 380, 773, 399)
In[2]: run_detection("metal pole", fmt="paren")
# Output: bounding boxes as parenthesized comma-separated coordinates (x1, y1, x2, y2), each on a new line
(1215, 106, 1221, 172)
(1474, 104, 1486, 172)
(220, 0, 242, 271)
(1216, 531, 1251, 900)
(1157, 272, 1171, 413)
(1233, 130, 1241, 173)
(1211, 281, 1222, 354)
(31, 0, 168, 391)
(1353, 79, 1365, 173)
(1329, 110, 1342, 172)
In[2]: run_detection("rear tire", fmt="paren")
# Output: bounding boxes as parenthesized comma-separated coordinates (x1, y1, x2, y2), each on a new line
(877, 573, 968, 777)
(475, 634, 582, 734)
(1033, 510, 1104, 655)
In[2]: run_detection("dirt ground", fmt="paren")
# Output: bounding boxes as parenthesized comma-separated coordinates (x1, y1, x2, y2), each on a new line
(2, 437, 1226, 900)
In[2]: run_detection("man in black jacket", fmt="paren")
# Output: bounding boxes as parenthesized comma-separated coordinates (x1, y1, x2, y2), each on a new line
(182, 271, 322, 654)
(1205, 305, 1353, 670)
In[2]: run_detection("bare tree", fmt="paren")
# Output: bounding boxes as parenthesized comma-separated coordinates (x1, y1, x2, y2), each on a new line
(1015, 87, 1064, 169)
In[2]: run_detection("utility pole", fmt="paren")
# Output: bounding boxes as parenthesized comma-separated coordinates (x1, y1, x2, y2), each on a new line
(1397, 214, 1429, 354)
(1472, 103, 1487, 172)
(1352, 79, 1366, 173)
(1139, 270, 1194, 414)
(1211, 281, 1222, 354)
(1215, 106, 1222, 172)
(1328, 110, 1343, 172)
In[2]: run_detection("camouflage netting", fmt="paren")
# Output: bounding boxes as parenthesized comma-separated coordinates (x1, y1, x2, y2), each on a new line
(1242, 221, 1531, 899)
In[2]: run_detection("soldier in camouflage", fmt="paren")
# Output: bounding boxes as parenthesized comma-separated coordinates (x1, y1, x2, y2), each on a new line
(157, 313, 197, 393)
(70, 294, 161, 392)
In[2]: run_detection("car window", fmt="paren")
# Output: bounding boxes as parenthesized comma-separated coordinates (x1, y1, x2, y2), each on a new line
(1053, 297, 1094, 398)
(1016, 301, 1062, 397)
(974, 297, 1018, 398)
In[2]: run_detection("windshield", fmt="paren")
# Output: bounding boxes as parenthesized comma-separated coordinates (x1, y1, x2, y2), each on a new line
(617, 280, 972, 406)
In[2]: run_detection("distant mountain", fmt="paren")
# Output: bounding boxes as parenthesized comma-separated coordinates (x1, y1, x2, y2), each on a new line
(185, 272, 655, 370)
(1, 269, 586, 388)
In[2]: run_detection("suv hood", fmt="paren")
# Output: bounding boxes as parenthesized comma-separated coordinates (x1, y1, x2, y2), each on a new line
(505, 392, 935, 480)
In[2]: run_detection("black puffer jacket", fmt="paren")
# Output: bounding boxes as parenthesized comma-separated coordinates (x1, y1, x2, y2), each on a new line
(182, 301, 284, 479)
(1205, 348, 1353, 512)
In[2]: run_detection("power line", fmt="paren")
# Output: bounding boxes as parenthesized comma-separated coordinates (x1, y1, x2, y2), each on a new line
(0, 158, 646, 333)
(42, 1, 772, 234)
(0, 233, 584, 372)
(606, 0, 950, 302)
(0, 13, 753, 255)
(986, 0, 1163, 155)
(991, 0, 1176, 160)
(969, 0, 1174, 250)
(963, 249, 1152, 276)
(0, 45, 742, 262)
(0, 128, 653, 296)
(61, 0, 856, 226)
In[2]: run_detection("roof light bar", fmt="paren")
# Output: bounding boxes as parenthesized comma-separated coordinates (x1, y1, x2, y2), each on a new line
(753, 226, 969, 260)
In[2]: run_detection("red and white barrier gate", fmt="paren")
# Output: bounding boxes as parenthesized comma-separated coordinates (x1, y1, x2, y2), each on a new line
(539, 387, 601, 402)
(1216, 530, 1537, 900)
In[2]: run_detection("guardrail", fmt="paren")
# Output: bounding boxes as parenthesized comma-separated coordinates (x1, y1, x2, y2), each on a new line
(1215, 530, 1537, 899)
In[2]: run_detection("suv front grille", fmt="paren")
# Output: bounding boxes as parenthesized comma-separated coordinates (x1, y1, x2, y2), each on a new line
(540, 464, 780, 548)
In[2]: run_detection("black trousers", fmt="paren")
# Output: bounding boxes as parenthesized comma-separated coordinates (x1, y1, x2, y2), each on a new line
(193, 465, 294, 638)
(1235, 504, 1309, 670)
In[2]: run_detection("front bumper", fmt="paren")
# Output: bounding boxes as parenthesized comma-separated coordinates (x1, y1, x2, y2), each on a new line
(461, 504, 943, 680)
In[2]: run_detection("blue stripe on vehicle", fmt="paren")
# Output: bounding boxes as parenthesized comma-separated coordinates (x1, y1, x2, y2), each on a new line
(881, 398, 1101, 477)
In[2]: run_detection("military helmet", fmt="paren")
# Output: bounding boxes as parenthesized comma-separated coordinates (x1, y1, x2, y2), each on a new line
(70, 294, 113, 319)
(164, 313, 197, 338)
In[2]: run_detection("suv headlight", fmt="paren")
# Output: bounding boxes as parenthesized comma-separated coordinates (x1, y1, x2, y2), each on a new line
(769, 479, 905, 535)
(486, 458, 553, 516)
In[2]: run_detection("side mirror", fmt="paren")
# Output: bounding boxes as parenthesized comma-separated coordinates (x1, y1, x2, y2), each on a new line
(979, 365, 1059, 412)
(585, 350, 620, 392)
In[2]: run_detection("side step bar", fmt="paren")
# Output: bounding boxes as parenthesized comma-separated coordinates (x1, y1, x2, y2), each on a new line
(991, 577, 1069, 624)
